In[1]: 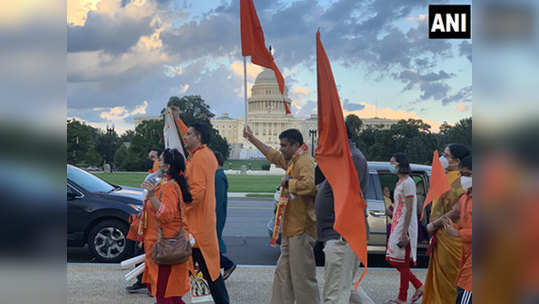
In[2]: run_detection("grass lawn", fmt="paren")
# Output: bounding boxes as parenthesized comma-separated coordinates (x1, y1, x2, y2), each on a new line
(93, 172, 282, 193)
(223, 159, 271, 170)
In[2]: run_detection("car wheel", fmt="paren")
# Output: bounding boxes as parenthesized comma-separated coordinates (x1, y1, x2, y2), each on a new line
(88, 219, 132, 263)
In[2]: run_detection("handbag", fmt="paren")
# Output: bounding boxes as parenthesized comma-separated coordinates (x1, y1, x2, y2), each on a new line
(151, 182, 192, 265)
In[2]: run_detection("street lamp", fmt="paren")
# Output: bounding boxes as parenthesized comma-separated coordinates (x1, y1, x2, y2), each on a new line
(308, 128, 317, 157)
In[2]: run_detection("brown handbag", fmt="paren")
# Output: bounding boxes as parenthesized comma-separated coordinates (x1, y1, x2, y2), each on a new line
(151, 182, 192, 265)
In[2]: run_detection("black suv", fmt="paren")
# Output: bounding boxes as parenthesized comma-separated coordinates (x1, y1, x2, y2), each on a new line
(67, 165, 143, 263)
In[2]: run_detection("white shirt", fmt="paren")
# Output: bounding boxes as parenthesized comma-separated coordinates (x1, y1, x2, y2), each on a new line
(386, 176, 418, 263)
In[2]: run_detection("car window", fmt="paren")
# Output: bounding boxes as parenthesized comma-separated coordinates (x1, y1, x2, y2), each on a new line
(67, 166, 115, 193)
(366, 174, 377, 200)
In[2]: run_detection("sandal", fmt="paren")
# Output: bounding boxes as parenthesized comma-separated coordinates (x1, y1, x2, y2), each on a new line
(410, 288, 424, 303)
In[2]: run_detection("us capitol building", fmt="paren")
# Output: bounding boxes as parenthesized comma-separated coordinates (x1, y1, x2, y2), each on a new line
(135, 68, 397, 160)
(210, 69, 397, 159)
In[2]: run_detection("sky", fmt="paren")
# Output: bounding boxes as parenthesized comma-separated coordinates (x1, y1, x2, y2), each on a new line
(67, 0, 472, 134)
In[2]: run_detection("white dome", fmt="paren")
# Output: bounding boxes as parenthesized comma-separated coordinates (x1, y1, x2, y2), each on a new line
(254, 69, 278, 84)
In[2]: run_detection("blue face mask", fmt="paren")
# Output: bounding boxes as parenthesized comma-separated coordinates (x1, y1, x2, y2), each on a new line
(389, 164, 398, 174)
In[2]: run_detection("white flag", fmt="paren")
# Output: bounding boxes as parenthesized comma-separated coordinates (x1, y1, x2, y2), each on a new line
(163, 108, 185, 158)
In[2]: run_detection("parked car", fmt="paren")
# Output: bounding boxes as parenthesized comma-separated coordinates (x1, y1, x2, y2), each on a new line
(67, 165, 144, 263)
(267, 161, 432, 265)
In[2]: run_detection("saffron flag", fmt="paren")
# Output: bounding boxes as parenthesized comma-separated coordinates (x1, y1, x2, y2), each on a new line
(240, 0, 290, 114)
(315, 30, 368, 287)
(421, 150, 451, 219)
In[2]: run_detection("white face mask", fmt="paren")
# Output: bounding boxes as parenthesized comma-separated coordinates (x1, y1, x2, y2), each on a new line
(460, 176, 472, 190)
(439, 156, 449, 170)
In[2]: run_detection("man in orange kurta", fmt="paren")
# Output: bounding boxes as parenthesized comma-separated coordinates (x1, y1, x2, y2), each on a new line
(171, 107, 230, 304)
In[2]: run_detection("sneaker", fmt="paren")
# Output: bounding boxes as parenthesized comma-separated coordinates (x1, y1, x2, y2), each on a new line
(126, 282, 147, 294)
(222, 264, 236, 281)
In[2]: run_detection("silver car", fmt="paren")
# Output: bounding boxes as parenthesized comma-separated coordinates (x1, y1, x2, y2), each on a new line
(267, 161, 431, 263)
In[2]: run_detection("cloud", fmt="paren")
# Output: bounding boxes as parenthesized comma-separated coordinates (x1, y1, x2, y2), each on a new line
(290, 86, 311, 109)
(456, 104, 469, 112)
(164, 64, 183, 77)
(343, 102, 443, 132)
(131, 100, 149, 115)
(179, 84, 189, 93)
(407, 14, 427, 23)
(396, 69, 454, 101)
(342, 99, 366, 111)
(441, 85, 472, 105)
(230, 61, 264, 82)
(100, 106, 129, 120)
(68, 0, 159, 54)
(459, 41, 472, 62)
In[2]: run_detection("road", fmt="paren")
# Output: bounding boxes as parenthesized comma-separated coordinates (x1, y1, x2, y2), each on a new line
(68, 197, 428, 267)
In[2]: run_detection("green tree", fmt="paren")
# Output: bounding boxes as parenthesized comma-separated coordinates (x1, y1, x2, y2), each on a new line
(113, 144, 129, 170)
(165, 95, 230, 159)
(97, 128, 120, 166)
(438, 117, 472, 148)
(125, 119, 165, 171)
(120, 130, 135, 144)
(67, 119, 102, 166)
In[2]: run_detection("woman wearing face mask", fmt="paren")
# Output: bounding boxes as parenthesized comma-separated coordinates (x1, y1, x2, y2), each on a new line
(443, 155, 472, 304)
(385, 153, 423, 304)
(422, 144, 471, 304)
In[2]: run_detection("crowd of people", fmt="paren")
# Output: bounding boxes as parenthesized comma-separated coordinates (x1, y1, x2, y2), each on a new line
(124, 106, 472, 304)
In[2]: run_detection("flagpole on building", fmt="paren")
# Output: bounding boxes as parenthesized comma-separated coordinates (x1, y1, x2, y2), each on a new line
(243, 56, 248, 125)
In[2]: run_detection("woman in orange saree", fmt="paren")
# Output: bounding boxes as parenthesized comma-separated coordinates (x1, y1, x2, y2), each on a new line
(422, 144, 470, 304)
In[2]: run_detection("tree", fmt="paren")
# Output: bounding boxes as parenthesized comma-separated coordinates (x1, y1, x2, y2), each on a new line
(125, 119, 165, 171)
(97, 128, 120, 166)
(120, 130, 135, 144)
(165, 95, 230, 159)
(67, 119, 102, 166)
(438, 117, 472, 148)
(113, 144, 129, 170)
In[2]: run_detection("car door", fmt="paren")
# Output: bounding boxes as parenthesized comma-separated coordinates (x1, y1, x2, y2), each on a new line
(365, 172, 387, 251)
(67, 183, 88, 246)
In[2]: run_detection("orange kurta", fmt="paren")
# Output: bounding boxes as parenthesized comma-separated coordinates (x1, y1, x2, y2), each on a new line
(142, 179, 192, 298)
(176, 118, 221, 282)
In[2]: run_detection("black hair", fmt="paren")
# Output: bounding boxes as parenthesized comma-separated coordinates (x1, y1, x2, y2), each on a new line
(392, 152, 411, 175)
(213, 150, 224, 167)
(162, 148, 193, 203)
(345, 123, 351, 139)
(461, 155, 472, 171)
(279, 129, 304, 145)
(151, 149, 162, 156)
(191, 123, 211, 144)
(447, 143, 471, 162)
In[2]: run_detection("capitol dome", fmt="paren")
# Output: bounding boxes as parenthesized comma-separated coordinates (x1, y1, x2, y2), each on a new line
(248, 69, 292, 117)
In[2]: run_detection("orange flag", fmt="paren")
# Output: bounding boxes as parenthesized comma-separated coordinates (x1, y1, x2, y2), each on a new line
(240, 0, 290, 114)
(421, 150, 451, 219)
(315, 30, 367, 287)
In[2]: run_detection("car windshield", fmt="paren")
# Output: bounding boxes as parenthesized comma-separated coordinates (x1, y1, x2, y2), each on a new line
(67, 165, 115, 193)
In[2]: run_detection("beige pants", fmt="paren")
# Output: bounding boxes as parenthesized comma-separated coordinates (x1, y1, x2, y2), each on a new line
(323, 239, 374, 304)
(270, 233, 321, 304)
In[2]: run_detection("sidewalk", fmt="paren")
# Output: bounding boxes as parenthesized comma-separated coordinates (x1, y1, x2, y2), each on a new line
(228, 192, 274, 198)
(67, 263, 426, 304)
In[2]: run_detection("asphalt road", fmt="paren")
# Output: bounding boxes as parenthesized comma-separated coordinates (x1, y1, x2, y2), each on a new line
(68, 197, 428, 268)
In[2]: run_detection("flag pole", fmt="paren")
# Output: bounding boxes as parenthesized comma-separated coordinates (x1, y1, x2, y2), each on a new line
(243, 56, 248, 125)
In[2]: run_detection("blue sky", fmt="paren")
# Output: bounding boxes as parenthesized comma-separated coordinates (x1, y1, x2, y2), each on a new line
(67, 0, 472, 133)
